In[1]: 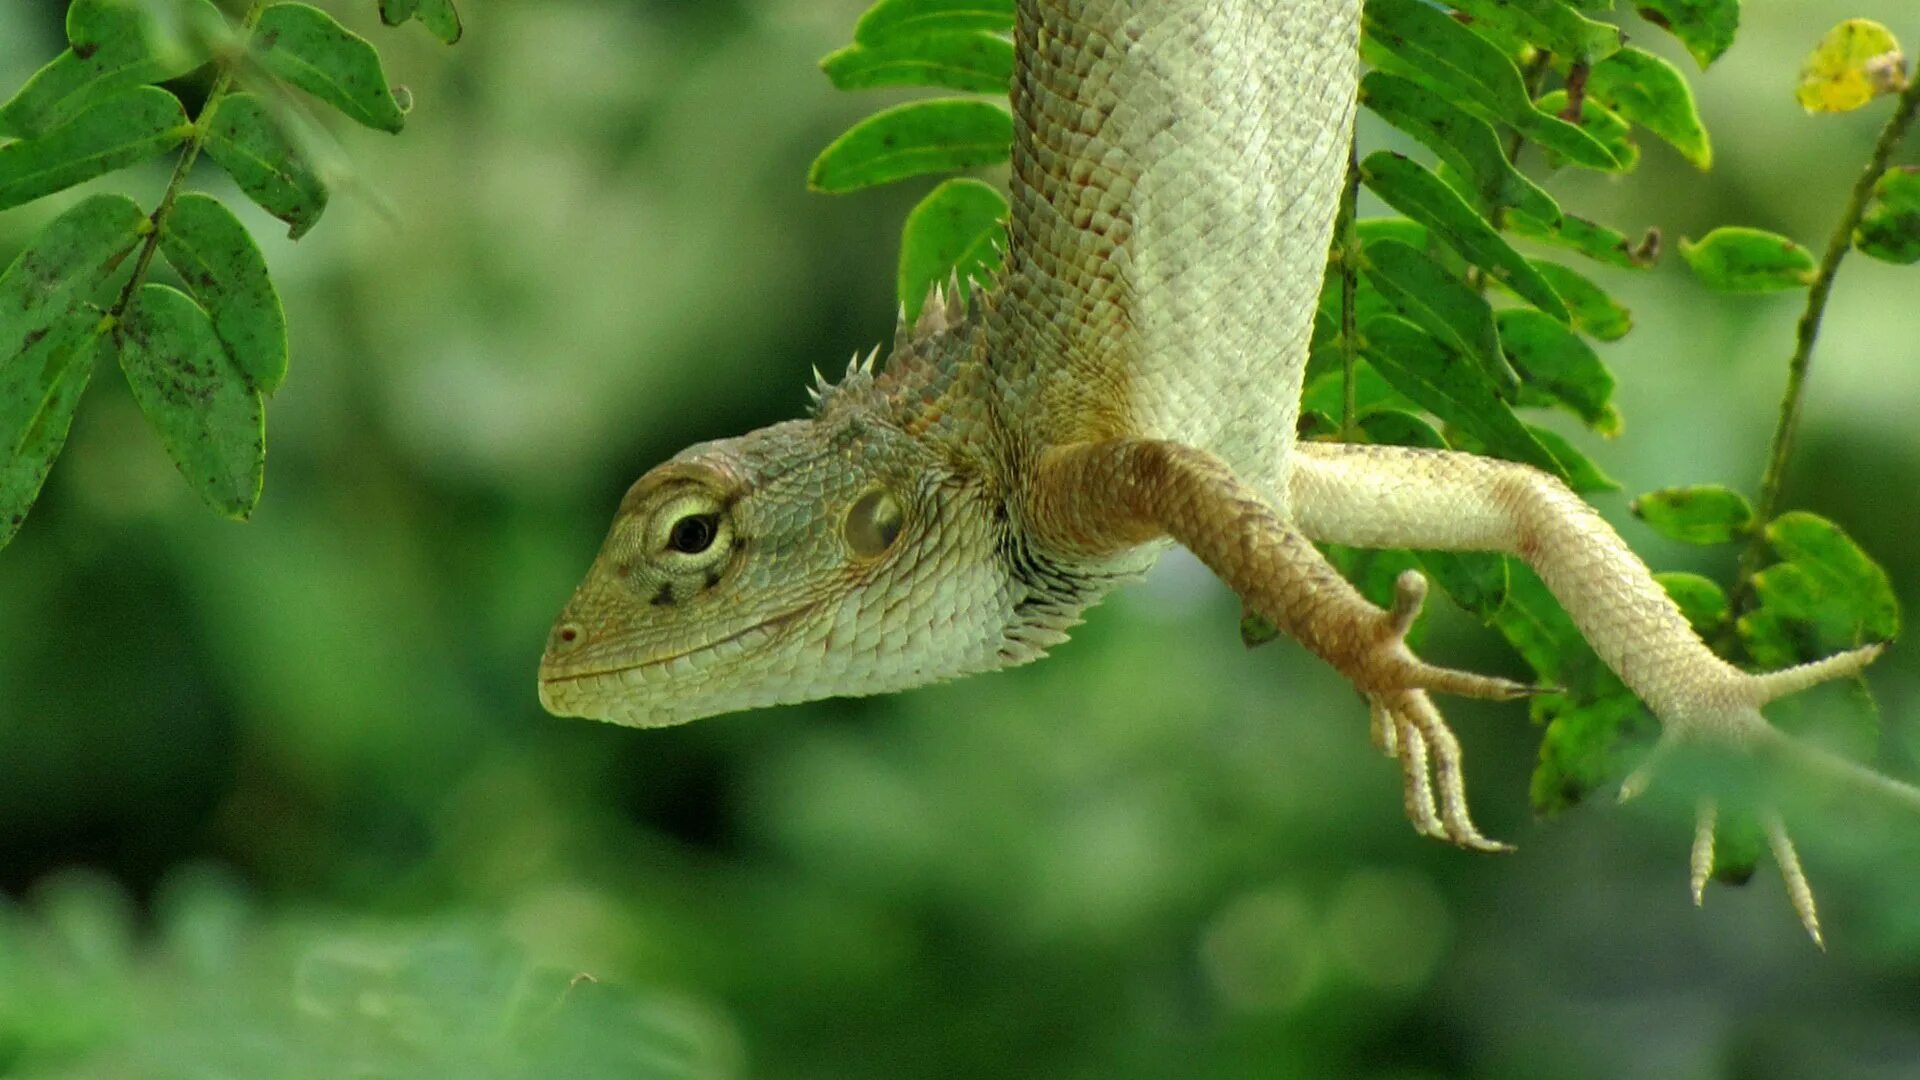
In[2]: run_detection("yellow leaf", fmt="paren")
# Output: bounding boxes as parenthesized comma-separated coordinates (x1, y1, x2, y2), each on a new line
(1796, 19, 1908, 114)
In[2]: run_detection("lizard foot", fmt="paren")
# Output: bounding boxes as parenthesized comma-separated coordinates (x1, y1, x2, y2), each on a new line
(1354, 571, 1532, 854)
(1616, 642, 1893, 948)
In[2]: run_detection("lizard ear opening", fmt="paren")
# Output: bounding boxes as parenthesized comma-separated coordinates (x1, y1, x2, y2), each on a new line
(845, 488, 904, 558)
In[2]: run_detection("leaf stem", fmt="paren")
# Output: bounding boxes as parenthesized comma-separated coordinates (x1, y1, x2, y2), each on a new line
(1338, 145, 1361, 437)
(107, 2, 266, 326)
(1732, 74, 1920, 600)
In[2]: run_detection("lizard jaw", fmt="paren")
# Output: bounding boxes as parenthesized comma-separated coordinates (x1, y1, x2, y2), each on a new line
(536, 601, 820, 727)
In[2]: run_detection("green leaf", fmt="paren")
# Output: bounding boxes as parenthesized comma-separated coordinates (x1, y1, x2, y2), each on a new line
(1530, 687, 1648, 813)
(0, 194, 147, 547)
(1655, 571, 1729, 635)
(854, 0, 1013, 45)
(201, 92, 329, 240)
(1359, 239, 1518, 394)
(1508, 210, 1658, 270)
(1447, 0, 1622, 63)
(1525, 425, 1619, 493)
(1586, 46, 1713, 169)
(1353, 217, 1431, 251)
(1530, 260, 1631, 340)
(1536, 89, 1639, 172)
(159, 193, 288, 395)
(1359, 152, 1570, 322)
(377, 0, 419, 22)
(1361, 315, 1566, 480)
(1629, 484, 1754, 544)
(1497, 309, 1619, 434)
(1635, 0, 1740, 69)
(0, 86, 188, 212)
(1710, 812, 1764, 885)
(1751, 511, 1900, 653)
(1358, 71, 1561, 224)
(1796, 19, 1906, 114)
(1362, 0, 1621, 171)
(1854, 165, 1920, 265)
(822, 32, 1012, 93)
(0, 0, 212, 140)
(0, 326, 104, 551)
(808, 98, 1011, 193)
(896, 177, 1006, 319)
(253, 2, 407, 134)
(1679, 226, 1816, 292)
(415, 0, 463, 44)
(1357, 407, 1447, 451)
(0, 194, 147, 346)
(1300, 360, 1417, 420)
(116, 284, 266, 519)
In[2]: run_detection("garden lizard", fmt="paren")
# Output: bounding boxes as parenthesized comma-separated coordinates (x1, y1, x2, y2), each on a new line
(539, 0, 1902, 940)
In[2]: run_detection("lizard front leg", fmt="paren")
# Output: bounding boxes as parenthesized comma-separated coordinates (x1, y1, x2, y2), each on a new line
(1290, 441, 1908, 941)
(1029, 438, 1532, 851)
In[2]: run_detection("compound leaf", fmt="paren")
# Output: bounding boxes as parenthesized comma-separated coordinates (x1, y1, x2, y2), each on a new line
(1358, 71, 1561, 223)
(0, 0, 214, 139)
(1635, 0, 1739, 69)
(1360, 151, 1570, 322)
(1529, 260, 1631, 340)
(1796, 19, 1906, 114)
(808, 98, 1011, 192)
(1360, 238, 1519, 394)
(897, 177, 1006, 318)
(1497, 308, 1619, 434)
(854, 0, 1013, 45)
(1679, 226, 1816, 292)
(1586, 46, 1712, 169)
(1629, 484, 1753, 545)
(823, 32, 1013, 93)
(254, 2, 407, 133)
(159, 193, 288, 394)
(0, 86, 189, 211)
(1361, 315, 1566, 480)
(201, 92, 329, 239)
(1854, 166, 1920, 265)
(117, 284, 265, 519)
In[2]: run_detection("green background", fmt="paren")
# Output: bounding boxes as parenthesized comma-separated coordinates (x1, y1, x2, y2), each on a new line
(2, 1, 1919, 1076)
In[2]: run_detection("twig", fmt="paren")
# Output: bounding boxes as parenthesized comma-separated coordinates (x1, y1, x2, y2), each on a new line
(1733, 73, 1920, 601)
(105, 2, 267, 330)
(1337, 145, 1361, 437)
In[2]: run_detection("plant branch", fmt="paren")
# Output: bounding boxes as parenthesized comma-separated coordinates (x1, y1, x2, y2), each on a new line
(1733, 73, 1920, 599)
(1338, 144, 1361, 438)
(106, 3, 265, 328)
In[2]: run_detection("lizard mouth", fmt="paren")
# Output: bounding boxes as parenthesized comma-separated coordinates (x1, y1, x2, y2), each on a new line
(536, 601, 821, 720)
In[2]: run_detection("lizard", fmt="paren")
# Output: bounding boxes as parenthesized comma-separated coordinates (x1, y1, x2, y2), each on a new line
(538, 0, 1908, 942)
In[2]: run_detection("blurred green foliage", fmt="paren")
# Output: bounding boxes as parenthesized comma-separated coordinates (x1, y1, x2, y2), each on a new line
(3, 1, 1920, 1077)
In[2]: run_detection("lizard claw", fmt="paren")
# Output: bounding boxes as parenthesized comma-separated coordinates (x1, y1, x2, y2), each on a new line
(1679, 796, 1823, 948)
(1369, 687, 1512, 852)
(1353, 572, 1516, 853)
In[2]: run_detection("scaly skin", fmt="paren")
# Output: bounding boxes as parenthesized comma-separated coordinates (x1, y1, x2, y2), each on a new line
(540, 0, 1907, 942)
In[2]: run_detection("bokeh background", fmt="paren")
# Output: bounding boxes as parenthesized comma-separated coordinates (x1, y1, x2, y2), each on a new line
(3, 0, 1920, 1076)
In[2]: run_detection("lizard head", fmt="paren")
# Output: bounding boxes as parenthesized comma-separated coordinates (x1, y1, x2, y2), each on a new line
(537, 356, 1031, 727)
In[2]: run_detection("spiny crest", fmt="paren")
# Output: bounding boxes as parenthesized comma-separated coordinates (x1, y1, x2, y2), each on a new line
(806, 344, 883, 416)
(806, 268, 992, 418)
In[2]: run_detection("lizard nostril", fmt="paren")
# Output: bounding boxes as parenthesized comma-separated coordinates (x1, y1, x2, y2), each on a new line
(552, 623, 582, 651)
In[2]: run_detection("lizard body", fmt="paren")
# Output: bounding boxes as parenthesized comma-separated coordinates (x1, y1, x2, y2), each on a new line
(540, 0, 1898, 937)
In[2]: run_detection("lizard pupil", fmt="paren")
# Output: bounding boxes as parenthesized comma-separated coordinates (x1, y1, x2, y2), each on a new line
(668, 514, 717, 554)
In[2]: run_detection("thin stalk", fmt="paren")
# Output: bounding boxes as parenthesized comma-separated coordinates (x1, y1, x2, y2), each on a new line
(1732, 72, 1920, 600)
(106, 3, 265, 327)
(1338, 146, 1361, 437)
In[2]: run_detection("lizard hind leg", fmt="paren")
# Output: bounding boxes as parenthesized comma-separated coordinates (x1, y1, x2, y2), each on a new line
(1028, 439, 1528, 853)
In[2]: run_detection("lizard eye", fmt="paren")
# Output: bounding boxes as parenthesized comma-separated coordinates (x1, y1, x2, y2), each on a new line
(644, 490, 732, 569)
(845, 488, 904, 558)
(668, 514, 717, 554)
